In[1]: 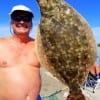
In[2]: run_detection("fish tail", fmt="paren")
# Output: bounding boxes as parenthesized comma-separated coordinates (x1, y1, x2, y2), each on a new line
(66, 89, 86, 100)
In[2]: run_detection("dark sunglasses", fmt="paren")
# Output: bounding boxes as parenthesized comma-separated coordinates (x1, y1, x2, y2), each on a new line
(11, 16, 32, 22)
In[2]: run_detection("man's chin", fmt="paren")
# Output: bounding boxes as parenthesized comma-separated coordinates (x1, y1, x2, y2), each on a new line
(16, 31, 27, 34)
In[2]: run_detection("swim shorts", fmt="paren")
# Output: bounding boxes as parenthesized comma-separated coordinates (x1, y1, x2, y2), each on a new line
(38, 95, 41, 100)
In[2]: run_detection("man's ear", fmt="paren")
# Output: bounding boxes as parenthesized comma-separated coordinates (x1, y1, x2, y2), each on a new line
(10, 20, 13, 24)
(10, 20, 14, 28)
(31, 22, 33, 28)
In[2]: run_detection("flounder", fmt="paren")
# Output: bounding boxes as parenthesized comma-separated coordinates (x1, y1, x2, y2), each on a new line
(36, 0, 97, 100)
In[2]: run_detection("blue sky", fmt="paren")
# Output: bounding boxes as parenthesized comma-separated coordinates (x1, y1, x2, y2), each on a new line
(0, 0, 100, 43)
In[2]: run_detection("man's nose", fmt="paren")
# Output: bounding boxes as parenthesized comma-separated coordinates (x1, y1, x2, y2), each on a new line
(19, 20, 25, 23)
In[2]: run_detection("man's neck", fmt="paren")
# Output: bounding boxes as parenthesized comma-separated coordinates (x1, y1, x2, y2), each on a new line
(12, 34, 31, 43)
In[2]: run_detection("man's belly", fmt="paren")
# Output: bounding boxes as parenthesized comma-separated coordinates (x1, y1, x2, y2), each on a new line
(0, 65, 41, 100)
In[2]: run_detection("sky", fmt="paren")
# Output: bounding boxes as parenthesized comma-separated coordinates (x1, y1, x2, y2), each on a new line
(0, 0, 100, 43)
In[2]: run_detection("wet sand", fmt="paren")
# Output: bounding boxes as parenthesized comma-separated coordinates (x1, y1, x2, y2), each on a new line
(40, 67, 100, 100)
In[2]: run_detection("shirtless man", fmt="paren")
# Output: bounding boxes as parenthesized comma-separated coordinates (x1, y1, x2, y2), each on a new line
(0, 5, 41, 100)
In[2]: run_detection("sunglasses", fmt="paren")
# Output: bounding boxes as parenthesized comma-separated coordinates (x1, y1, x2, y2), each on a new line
(11, 16, 32, 22)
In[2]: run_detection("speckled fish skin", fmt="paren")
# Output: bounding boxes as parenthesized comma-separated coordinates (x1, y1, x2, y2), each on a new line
(36, 0, 97, 99)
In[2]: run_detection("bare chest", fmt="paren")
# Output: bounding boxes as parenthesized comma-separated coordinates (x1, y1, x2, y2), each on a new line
(0, 42, 36, 67)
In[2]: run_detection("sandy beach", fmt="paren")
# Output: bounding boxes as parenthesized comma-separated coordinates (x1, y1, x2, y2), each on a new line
(40, 67, 100, 100)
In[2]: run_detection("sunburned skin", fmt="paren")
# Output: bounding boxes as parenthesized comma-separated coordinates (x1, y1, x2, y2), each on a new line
(0, 37, 41, 100)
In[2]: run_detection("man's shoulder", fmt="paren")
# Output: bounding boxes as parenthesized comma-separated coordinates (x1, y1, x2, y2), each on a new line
(28, 37, 35, 44)
(0, 36, 11, 42)
(30, 37, 35, 41)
